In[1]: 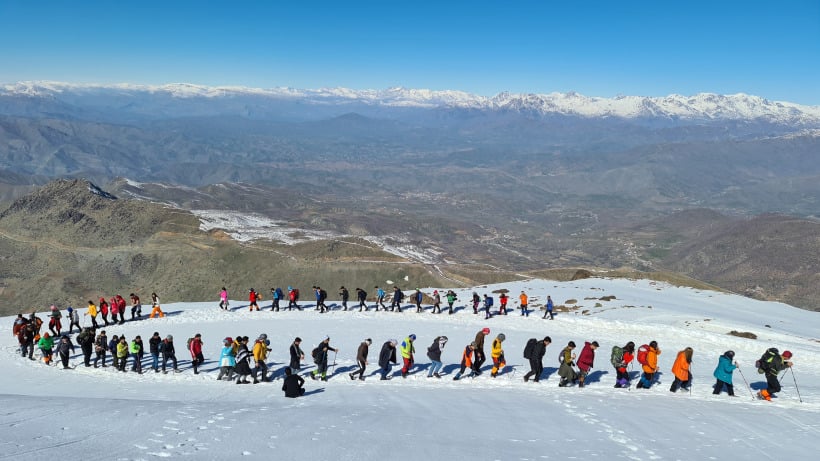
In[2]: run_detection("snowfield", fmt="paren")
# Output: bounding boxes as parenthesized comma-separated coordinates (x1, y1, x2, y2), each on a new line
(1, 277, 818, 460)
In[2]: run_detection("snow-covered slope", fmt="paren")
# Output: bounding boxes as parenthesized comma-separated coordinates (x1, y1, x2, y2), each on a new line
(1, 277, 817, 459)
(3, 80, 819, 125)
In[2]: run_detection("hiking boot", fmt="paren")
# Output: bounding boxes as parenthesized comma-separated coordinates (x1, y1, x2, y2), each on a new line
(349, 373, 355, 380)
(358, 376, 365, 381)
(434, 373, 441, 379)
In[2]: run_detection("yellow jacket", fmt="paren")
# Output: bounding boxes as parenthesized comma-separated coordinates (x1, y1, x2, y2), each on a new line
(491, 338, 504, 358)
(253, 340, 269, 362)
(87, 303, 98, 317)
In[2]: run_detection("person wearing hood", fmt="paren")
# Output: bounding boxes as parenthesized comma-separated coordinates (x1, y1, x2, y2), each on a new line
(108, 335, 120, 369)
(356, 288, 368, 311)
(445, 290, 457, 315)
(311, 336, 338, 381)
(400, 334, 416, 378)
(577, 341, 599, 388)
(490, 333, 507, 378)
(38, 332, 54, 365)
(426, 336, 448, 378)
(713, 350, 738, 396)
(611, 342, 635, 388)
(498, 293, 508, 315)
(160, 334, 179, 373)
(93, 330, 108, 368)
(349, 338, 372, 381)
(670, 347, 694, 392)
(115, 294, 127, 324)
(637, 341, 661, 389)
(217, 337, 237, 381)
(99, 298, 110, 326)
(76, 327, 95, 367)
(378, 339, 398, 380)
(55, 334, 76, 369)
(66, 306, 81, 334)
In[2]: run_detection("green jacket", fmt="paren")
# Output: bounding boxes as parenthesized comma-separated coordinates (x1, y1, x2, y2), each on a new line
(38, 336, 54, 351)
(400, 337, 415, 359)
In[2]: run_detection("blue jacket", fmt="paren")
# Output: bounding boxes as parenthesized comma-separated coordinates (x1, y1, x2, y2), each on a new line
(547, 299, 554, 311)
(377, 288, 385, 298)
(713, 354, 736, 384)
(220, 346, 236, 367)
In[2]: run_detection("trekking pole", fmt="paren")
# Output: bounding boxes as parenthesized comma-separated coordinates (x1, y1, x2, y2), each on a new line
(627, 363, 633, 391)
(790, 367, 803, 403)
(736, 365, 755, 400)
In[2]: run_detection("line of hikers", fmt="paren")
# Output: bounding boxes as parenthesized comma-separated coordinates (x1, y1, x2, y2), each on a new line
(227, 286, 556, 318)
(13, 316, 796, 401)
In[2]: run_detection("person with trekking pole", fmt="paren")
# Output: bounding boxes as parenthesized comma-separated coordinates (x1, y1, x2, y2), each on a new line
(755, 348, 793, 401)
(311, 336, 338, 382)
(669, 347, 693, 393)
(636, 341, 661, 389)
(712, 350, 738, 397)
(789, 367, 803, 403)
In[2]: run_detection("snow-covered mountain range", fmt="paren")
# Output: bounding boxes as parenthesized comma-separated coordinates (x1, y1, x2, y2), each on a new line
(3, 80, 820, 125)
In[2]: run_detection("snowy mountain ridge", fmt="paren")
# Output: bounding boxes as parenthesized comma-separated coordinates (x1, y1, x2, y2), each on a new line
(4, 80, 820, 124)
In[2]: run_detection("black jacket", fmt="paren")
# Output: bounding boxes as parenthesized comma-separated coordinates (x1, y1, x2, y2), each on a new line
(149, 336, 161, 355)
(532, 341, 547, 362)
(357, 341, 369, 362)
(289, 343, 303, 369)
(379, 342, 397, 368)
(282, 374, 305, 398)
(427, 337, 444, 362)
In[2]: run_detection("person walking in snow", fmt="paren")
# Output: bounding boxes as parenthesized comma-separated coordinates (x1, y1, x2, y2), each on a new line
(400, 334, 416, 378)
(669, 347, 693, 392)
(76, 327, 95, 367)
(498, 293, 508, 315)
(130, 336, 144, 373)
(48, 305, 62, 336)
(558, 341, 578, 386)
(66, 306, 81, 334)
(189, 333, 204, 374)
(160, 335, 179, 373)
(282, 368, 306, 397)
(115, 294, 127, 324)
(446, 290, 457, 315)
(311, 336, 338, 381)
(432, 290, 442, 314)
(116, 336, 128, 372)
(339, 286, 350, 311)
(490, 333, 507, 377)
(149, 292, 165, 318)
(472, 327, 490, 375)
(219, 287, 229, 310)
(252, 334, 271, 382)
(85, 300, 99, 329)
(378, 339, 398, 380)
(289, 337, 305, 374)
(217, 337, 236, 381)
(356, 288, 368, 311)
(543, 295, 555, 320)
(453, 342, 476, 380)
(130, 293, 142, 320)
(523, 336, 551, 382)
(235, 336, 255, 384)
(391, 287, 404, 312)
(248, 288, 260, 311)
(611, 341, 635, 388)
(108, 334, 120, 369)
(756, 348, 793, 401)
(713, 350, 738, 397)
(149, 331, 162, 372)
(271, 287, 283, 311)
(38, 332, 54, 365)
(287, 286, 300, 310)
(636, 341, 661, 389)
(519, 291, 528, 316)
(483, 294, 493, 319)
(471, 292, 480, 314)
(99, 298, 110, 326)
(109, 296, 120, 325)
(375, 286, 387, 311)
(576, 341, 599, 388)
(426, 335, 448, 378)
(93, 330, 108, 367)
(413, 289, 423, 313)
(55, 334, 76, 369)
(18, 324, 36, 360)
(349, 338, 371, 381)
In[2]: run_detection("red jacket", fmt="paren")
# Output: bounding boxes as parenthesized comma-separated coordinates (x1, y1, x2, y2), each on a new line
(618, 351, 634, 372)
(189, 338, 203, 357)
(249, 291, 258, 303)
(577, 342, 596, 372)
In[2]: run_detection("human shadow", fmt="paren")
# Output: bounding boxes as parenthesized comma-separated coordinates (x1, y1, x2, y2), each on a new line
(584, 369, 608, 384)
(303, 388, 325, 397)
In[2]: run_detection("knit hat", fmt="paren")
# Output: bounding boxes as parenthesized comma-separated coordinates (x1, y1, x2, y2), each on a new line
(166, 335, 173, 340)
(409, 334, 416, 341)
(783, 350, 793, 358)
(591, 341, 600, 347)
(440, 336, 448, 342)
(470, 341, 477, 347)
(725, 350, 735, 359)
(365, 338, 372, 344)
(323, 335, 330, 341)
(497, 333, 506, 341)
(482, 327, 490, 334)
(568, 341, 576, 348)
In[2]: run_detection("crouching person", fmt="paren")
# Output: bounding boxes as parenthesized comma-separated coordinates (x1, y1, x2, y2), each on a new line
(282, 368, 305, 398)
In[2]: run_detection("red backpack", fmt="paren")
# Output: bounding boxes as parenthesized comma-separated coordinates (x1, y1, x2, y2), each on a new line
(637, 344, 650, 366)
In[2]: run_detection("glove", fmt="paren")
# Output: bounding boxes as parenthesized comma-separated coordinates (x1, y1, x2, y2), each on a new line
(733, 361, 739, 366)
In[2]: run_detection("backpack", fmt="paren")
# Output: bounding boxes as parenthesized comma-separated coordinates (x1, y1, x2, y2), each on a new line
(756, 348, 778, 374)
(311, 347, 319, 363)
(636, 344, 650, 366)
(486, 297, 494, 307)
(523, 338, 538, 359)
(610, 346, 624, 368)
(293, 289, 300, 300)
(187, 337, 194, 350)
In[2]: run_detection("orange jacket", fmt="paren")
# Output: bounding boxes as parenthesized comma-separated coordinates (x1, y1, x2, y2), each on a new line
(642, 347, 660, 373)
(671, 349, 692, 380)
(519, 293, 528, 305)
(461, 346, 473, 367)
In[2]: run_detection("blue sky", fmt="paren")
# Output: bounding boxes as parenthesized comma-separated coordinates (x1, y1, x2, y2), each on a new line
(1, 0, 819, 104)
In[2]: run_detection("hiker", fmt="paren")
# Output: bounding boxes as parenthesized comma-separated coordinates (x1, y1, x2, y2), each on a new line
(116, 336, 128, 371)
(519, 291, 528, 316)
(713, 350, 738, 396)
(523, 336, 551, 382)
(282, 368, 306, 397)
(636, 341, 661, 389)
(130, 336, 144, 373)
(189, 333, 204, 374)
(490, 333, 507, 377)
(471, 292, 480, 314)
(217, 337, 236, 381)
(391, 287, 404, 312)
(66, 306, 81, 334)
(248, 288, 260, 311)
(577, 341, 599, 388)
(356, 287, 368, 311)
(271, 287, 283, 311)
(317, 287, 328, 312)
(149, 332, 162, 372)
(48, 305, 62, 336)
(558, 341, 578, 386)
(339, 286, 349, 311)
(149, 292, 165, 318)
(287, 286, 301, 310)
(446, 290, 457, 315)
(400, 334, 416, 378)
(543, 295, 554, 320)
(289, 337, 305, 373)
(160, 334, 179, 373)
(219, 287, 229, 310)
(611, 341, 635, 388)
(498, 293, 508, 315)
(38, 332, 54, 365)
(235, 336, 255, 384)
(18, 324, 36, 360)
(12, 314, 28, 339)
(115, 294, 127, 324)
(252, 334, 271, 382)
(99, 298, 110, 326)
(109, 297, 120, 325)
(756, 348, 793, 401)
(349, 338, 372, 381)
(85, 301, 99, 329)
(670, 347, 694, 392)
(311, 336, 338, 381)
(55, 334, 76, 369)
(432, 290, 442, 314)
(453, 342, 476, 380)
(76, 327, 95, 367)
(93, 330, 108, 367)
(130, 293, 142, 320)
(413, 289, 423, 313)
(375, 286, 387, 311)
(482, 294, 493, 319)
(426, 336, 448, 378)
(472, 327, 490, 375)
(378, 339, 398, 380)
(109, 335, 120, 369)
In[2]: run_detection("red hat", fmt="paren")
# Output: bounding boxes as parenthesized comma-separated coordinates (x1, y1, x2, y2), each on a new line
(482, 327, 490, 334)
(783, 350, 793, 358)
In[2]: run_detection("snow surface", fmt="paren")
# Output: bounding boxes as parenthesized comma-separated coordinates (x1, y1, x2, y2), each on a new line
(3, 80, 820, 124)
(2, 277, 818, 460)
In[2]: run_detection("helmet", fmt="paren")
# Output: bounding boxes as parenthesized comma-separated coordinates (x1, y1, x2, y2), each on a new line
(497, 333, 506, 341)
(783, 350, 793, 358)
(166, 335, 173, 340)
(259, 333, 268, 340)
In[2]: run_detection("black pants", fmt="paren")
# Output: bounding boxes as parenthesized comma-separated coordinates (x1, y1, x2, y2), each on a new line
(90, 316, 99, 328)
(766, 372, 782, 394)
(523, 359, 543, 381)
(60, 352, 70, 368)
(162, 354, 178, 372)
(82, 345, 93, 366)
(669, 373, 691, 392)
(473, 350, 486, 373)
(94, 350, 106, 367)
(192, 353, 204, 374)
(352, 359, 366, 379)
(713, 379, 734, 395)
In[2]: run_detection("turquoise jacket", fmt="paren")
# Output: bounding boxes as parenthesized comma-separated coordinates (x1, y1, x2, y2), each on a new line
(713, 355, 736, 384)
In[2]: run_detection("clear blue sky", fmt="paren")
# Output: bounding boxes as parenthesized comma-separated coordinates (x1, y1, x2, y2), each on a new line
(1, 0, 819, 104)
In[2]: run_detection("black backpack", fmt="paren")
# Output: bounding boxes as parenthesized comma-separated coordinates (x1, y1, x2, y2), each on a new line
(523, 338, 538, 359)
(311, 347, 320, 363)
